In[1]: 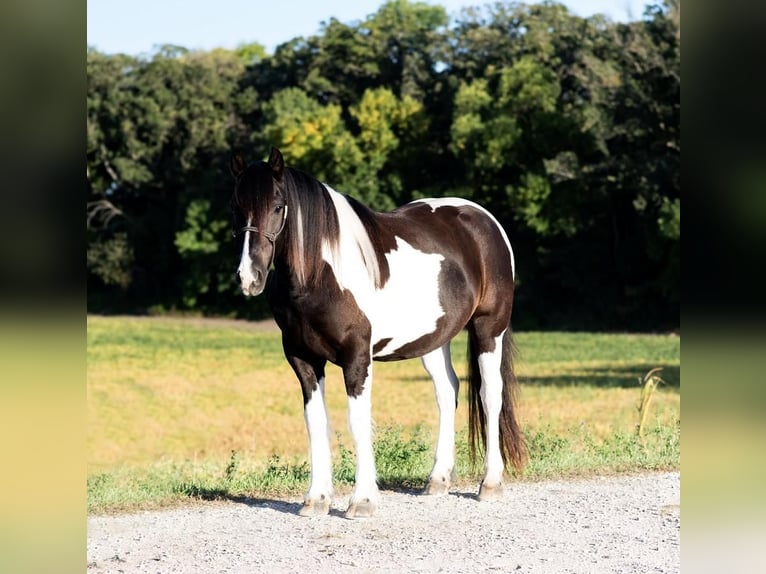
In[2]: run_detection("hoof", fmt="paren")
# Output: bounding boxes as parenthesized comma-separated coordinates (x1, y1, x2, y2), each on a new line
(298, 495, 331, 517)
(424, 476, 451, 496)
(344, 498, 377, 519)
(478, 482, 504, 501)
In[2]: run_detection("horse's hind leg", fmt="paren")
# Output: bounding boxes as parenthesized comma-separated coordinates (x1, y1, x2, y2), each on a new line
(421, 344, 459, 495)
(468, 318, 507, 501)
(476, 332, 506, 500)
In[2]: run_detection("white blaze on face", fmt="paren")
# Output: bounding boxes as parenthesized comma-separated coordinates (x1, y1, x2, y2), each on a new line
(322, 188, 446, 357)
(237, 220, 257, 294)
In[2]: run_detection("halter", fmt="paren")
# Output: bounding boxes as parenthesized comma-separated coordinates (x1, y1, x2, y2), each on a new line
(233, 204, 288, 241)
(233, 204, 288, 269)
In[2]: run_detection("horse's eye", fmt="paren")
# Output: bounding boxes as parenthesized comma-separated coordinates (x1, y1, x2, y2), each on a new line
(275, 205, 284, 213)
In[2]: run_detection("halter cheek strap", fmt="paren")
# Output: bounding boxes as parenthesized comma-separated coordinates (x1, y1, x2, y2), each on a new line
(233, 204, 288, 269)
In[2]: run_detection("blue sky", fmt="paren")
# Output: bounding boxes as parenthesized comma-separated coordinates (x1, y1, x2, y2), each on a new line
(87, 0, 653, 56)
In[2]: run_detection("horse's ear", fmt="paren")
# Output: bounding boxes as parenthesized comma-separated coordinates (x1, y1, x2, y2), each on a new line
(268, 147, 284, 180)
(230, 153, 247, 179)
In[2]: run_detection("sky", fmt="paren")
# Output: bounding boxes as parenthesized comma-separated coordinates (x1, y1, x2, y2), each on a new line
(87, 0, 653, 57)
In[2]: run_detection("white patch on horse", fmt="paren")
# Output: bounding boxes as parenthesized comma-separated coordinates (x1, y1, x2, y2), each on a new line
(369, 237, 444, 357)
(413, 197, 516, 279)
(237, 219, 257, 294)
(322, 188, 446, 356)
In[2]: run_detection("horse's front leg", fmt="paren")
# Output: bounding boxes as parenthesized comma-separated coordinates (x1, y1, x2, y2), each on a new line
(286, 354, 332, 516)
(343, 351, 379, 519)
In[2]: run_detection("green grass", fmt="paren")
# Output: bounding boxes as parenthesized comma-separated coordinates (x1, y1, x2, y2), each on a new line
(87, 315, 680, 513)
(87, 422, 680, 514)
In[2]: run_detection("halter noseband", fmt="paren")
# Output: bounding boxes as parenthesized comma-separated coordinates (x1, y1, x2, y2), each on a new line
(233, 204, 288, 270)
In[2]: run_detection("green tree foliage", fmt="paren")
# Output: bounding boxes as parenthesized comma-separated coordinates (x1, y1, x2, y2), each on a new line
(259, 87, 363, 187)
(86, 0, 680, 329)
(87, 45, 257, 312)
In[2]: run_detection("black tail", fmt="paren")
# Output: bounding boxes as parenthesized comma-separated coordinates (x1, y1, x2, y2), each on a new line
(467, 328, 528, 475)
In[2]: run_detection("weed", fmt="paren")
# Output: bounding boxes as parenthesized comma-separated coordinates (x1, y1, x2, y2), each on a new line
(528, 427, 570, 460)
(249, 455, 310, 493)
(224, 450, 240, 481)
(374, 425, 431, 487)
(334, 434, 356, 485)
(637, 367, 666, 438)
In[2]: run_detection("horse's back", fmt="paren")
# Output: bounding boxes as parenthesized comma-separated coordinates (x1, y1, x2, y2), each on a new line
(391, 197, 514, 279)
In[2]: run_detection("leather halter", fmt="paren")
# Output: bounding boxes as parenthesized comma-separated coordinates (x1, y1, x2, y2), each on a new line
(233, 204, 288, 242)
(233, 204, 288, 270)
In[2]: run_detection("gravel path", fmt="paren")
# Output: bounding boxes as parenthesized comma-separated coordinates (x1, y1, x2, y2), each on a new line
(87, 472, 679, 574)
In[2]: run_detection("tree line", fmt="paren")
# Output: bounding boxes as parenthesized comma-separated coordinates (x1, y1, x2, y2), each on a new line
(87, 0, 680, 330)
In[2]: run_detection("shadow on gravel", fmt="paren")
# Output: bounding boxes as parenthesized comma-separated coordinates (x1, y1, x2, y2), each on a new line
(181, 486, 304, 515)
(183, 485, 484, 516)
(449, 491, 480, 501)
(229, 496, 304, 515)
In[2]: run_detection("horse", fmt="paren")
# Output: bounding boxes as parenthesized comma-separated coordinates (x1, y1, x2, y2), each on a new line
(229, 147, 527, 518)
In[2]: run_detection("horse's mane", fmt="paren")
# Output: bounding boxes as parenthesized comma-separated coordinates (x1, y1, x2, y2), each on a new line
(282, 167, 385, 290)
(278, 166, 339, 289)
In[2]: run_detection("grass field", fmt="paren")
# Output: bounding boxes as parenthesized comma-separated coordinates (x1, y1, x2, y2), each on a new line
(87, 315, 680, 512)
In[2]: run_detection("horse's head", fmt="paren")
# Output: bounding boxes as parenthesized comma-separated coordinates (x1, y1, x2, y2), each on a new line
(229, 147, 288, 297)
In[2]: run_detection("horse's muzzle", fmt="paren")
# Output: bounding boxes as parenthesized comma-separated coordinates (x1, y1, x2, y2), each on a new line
(239, 268, 266, 297)
(242, 281, 265, 297)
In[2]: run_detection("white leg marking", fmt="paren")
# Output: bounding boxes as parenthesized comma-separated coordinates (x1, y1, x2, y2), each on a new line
(477, 333, 506, 487)
(421, 345, 459, 488)
(304, 376, 333, 501)
(347, 366, 379, 507)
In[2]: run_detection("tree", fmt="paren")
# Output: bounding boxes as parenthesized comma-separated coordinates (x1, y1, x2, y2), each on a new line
(87, 47, 252, 312)
(445, 1, 680, 328)
(86, 2, 679, 329)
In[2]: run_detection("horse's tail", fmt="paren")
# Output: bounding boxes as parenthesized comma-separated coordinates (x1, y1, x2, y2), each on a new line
(467, 327, 528, 475)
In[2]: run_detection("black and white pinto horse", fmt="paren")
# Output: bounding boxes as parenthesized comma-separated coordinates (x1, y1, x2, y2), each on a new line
(229, 148, 527, 518)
